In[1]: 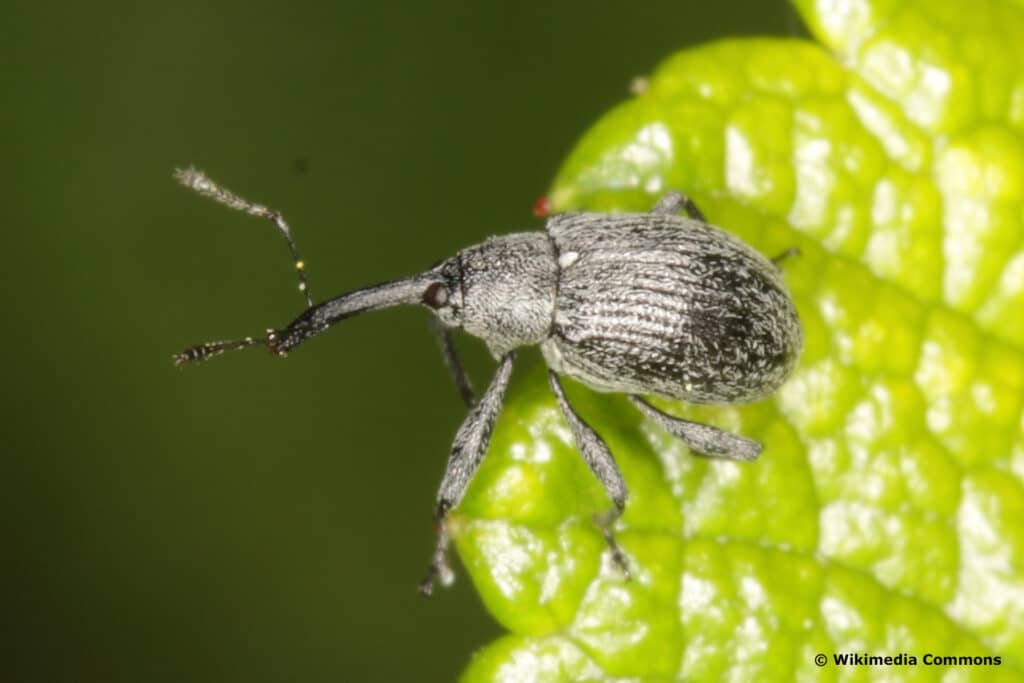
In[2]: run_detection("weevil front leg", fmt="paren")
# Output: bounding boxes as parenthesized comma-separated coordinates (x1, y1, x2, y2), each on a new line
(419, 352, 515, 596)
(628, 396, 761, 460)
(430, 317, 476, 407)
(651, 191, 706, 222)
(548, 372, 631, 579)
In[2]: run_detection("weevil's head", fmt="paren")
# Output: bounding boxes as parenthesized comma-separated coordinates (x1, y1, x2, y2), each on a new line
(423, 233, 558, 357)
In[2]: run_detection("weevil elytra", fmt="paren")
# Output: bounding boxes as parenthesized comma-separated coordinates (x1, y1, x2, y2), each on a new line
(173, 169, 802, 595)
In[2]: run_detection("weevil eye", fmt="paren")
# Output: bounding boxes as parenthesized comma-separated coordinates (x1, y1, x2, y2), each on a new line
(422, 282, 449, 309)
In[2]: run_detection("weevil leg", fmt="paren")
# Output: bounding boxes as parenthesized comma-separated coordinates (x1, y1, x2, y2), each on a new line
(419, 352, 515, 596)
(628, 396, 762, 461)
(772, 246, 801, 267)
(548, 372, 631, 579)
(651, 191, 706, 222)
(430, 317, 476, 407)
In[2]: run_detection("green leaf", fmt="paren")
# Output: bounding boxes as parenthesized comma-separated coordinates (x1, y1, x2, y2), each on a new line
(456, 1, 1024, 680)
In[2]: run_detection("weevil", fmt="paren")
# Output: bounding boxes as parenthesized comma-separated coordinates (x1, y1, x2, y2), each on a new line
(173, 168, 802, 595)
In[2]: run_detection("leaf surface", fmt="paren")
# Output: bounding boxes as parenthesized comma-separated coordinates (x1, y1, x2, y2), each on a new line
(457, 1, 1024, 679)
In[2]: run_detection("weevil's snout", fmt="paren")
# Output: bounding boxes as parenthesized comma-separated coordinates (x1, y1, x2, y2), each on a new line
(178, 262, 466, 367)
(258, 267, 461, 358)
(265, 320, 323, 357)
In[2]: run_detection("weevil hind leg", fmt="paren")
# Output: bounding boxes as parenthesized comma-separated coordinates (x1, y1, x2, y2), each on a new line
(650, 191, 706, 222)
(419, 352, 515, 596)
(548, 372, 631, 579)
(628, 396, 762, 461)
(430, 317, 476, 407)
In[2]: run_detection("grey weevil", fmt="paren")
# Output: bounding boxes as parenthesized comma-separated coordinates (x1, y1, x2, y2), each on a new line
(173, 168, 803, 595)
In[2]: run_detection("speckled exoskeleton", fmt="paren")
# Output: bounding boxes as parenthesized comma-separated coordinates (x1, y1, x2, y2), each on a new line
(173, 169, 803, 595)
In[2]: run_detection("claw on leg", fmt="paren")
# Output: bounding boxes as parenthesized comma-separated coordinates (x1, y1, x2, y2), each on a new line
(419, 512, 455, 596)
(593, 507, 631, 580)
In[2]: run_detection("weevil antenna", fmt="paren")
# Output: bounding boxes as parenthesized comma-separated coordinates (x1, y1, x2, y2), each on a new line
(174, 167, 313, 308)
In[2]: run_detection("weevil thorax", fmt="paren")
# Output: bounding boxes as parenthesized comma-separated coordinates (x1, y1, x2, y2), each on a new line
(438, 232, 557, 357)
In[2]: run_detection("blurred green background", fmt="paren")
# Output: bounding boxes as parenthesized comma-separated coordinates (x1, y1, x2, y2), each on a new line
(5, 1, 795, 680)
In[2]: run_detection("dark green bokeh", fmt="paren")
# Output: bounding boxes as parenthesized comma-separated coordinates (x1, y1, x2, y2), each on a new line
(4, 2, 793, 680)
